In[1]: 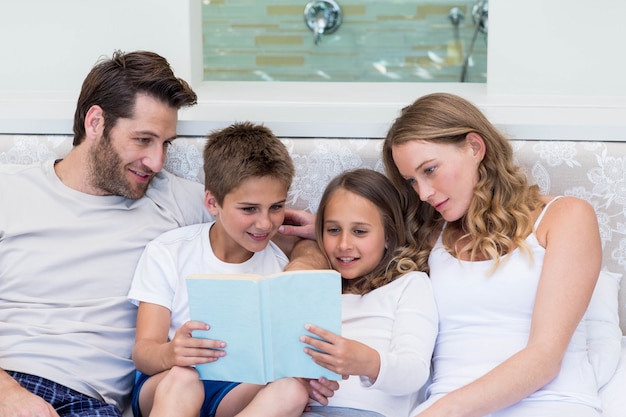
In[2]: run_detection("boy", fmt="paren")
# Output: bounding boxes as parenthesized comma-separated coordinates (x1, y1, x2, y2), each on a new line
(128, 122, 311, 417)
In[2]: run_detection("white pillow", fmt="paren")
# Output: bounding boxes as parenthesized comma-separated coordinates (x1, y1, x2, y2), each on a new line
(586, 270, 623, 388)
(598, 337, 626, 417)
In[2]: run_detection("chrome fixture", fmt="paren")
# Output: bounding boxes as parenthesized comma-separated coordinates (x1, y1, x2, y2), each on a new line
(448, 7, 465, 62)
(304, 0, 342, 45)
(471, 0, 489, 34)
(461, 0, 488, 82)
(448, 7, 464, 27)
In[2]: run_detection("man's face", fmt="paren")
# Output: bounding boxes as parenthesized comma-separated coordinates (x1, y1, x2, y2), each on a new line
(88, 94, 178, 199)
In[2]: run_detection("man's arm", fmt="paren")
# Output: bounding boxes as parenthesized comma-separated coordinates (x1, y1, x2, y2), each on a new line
(0, 370, 59, 417)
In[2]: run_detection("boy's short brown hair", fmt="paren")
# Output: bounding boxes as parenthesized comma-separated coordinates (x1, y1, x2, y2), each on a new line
(203, 122, 295, 204)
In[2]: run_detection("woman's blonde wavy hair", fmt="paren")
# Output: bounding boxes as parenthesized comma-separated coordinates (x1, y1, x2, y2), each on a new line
(382, 93, 543, 274)
(315, 169, 420, 295)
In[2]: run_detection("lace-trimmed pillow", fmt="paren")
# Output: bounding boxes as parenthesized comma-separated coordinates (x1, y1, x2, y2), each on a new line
(586, 270, 623, 388)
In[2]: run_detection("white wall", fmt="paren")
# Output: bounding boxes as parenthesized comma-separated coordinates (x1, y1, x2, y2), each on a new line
(1, 0, 625, 140)
(489, 0, 626, 97)
(0, 0, 200, 91)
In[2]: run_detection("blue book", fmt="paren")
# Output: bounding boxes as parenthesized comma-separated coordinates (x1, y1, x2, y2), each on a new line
(186, 269, 342, 385)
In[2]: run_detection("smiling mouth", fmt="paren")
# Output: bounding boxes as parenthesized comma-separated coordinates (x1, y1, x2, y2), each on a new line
(248, 232, 270, 241)
(337, 257, 357, 264)
(130, 168, 152, 181)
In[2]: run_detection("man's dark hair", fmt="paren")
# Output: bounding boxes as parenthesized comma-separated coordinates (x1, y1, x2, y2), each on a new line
(72, 50, 197, 145)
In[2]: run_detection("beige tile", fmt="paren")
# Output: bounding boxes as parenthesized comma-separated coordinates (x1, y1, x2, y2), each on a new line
(267, 5, 302, 15)
(417, 4, 466, 18)
(405, 56, 434, 66)
(342, 5, 366, 15)
(256, 56, 305, 66)
(256, 35, 304, 46)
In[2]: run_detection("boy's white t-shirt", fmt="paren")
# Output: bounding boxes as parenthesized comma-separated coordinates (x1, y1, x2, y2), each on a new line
(128, 221, 289, 340)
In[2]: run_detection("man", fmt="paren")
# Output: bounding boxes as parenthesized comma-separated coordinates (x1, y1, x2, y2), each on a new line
(0, 50, 329, 417)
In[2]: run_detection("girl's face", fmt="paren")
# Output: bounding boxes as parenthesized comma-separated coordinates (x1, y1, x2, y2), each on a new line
(391, 135, 483, 222)
(321, 188, 387, 280)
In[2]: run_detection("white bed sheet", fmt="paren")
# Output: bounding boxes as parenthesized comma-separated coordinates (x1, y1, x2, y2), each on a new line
(599, 336, 626, 417)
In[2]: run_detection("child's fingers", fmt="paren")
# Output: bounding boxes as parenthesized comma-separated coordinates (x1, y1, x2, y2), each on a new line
(304, 323, 337, 342)
(196, 338, 226, 350)
(178, 320, 209, 336)
(300, 334, 331, 353)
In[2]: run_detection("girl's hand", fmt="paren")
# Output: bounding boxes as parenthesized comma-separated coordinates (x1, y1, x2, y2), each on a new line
(166, 320, 226, 367)
(300, 324, 381, 382)
(297, 377, 340, 407)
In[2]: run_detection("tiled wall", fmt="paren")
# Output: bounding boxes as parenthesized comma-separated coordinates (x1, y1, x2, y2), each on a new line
(202, 0, 488, 82)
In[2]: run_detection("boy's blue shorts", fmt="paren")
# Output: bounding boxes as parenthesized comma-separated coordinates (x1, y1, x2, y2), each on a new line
(132, 371, 239, 417)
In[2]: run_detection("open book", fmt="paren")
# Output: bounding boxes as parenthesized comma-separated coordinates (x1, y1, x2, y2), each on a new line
(186, 269, 342, 384)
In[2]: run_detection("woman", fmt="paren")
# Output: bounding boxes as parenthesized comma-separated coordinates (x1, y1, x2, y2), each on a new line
(382, 92, 602, 417)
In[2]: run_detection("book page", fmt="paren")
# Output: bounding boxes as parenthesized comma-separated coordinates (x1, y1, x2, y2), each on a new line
(187, 277, 266, 383)
(264, 270, 342, 381)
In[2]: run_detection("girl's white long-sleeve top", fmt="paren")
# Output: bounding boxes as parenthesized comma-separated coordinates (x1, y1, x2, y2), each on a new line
(312, 271, 438, 417)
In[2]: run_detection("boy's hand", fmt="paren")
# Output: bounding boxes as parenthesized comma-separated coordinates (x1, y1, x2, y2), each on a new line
(167, 321, 226, 367)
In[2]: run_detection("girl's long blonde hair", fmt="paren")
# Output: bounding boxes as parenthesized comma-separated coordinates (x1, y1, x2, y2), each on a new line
(382, 93, 543, 273)
(315, 169, 420, 295)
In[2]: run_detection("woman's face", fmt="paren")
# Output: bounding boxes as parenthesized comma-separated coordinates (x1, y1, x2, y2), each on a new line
(391, 136, 483, 222)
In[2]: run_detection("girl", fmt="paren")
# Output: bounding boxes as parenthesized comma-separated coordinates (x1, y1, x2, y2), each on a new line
(300, 168, 438, 417)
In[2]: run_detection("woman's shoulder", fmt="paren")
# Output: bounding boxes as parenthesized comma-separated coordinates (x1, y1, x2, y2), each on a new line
(535, 195, 597, 242)
(539, 195, 595, 219)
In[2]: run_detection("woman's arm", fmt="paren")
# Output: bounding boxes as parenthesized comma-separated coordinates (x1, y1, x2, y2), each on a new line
(415, 197, 602, 417)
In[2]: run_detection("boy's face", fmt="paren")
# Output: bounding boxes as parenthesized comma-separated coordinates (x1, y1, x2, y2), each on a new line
(205, 176, 289, 263)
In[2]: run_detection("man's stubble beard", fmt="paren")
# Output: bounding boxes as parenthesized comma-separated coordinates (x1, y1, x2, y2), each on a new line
(88, 134, 151, 200)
